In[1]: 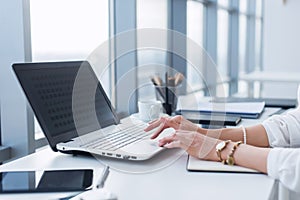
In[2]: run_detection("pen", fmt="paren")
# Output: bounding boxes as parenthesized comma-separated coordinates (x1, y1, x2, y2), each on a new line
(165, 72, 169, 105)
(151, 77, 165, 100)
(168, 76, 175, 111)
(95, 166, 110, 189)
(174, 72, 183, 86)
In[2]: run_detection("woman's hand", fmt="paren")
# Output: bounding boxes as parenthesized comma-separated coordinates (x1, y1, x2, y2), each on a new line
(158, 130, 220, 161)
(144, 115, 200, 139)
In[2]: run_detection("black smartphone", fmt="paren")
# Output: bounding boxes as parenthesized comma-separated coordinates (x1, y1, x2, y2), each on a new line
(175, 110, 241, 126)
(0, 169, 93, 193)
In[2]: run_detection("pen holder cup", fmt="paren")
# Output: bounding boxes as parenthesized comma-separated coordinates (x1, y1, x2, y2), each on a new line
(155, 86, 178, 115)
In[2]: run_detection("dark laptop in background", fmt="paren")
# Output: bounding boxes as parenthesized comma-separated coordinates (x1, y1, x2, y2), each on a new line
(13, 61, 167, 161)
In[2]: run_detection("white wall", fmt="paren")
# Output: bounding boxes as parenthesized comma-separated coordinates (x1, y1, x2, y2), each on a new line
(262, 0, 300, 98)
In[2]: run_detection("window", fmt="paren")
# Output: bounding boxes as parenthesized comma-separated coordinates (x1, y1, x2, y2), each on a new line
(1, 0, 265, 161)
(29, 0, 264, 113)
(238, 0, 264, 95)
(30, 0, 108, 61)
(218, 0, 229, 7)
(255, 18, 262, 70)
(30, 0, 109, 142)
(217, 9, 229, 77)
(136, 0, 168, 101)
(240, 0, 248, 13)
(239, 14, 247, 73)
(256, 0, 263, 17)
(185, 0, 264, 97)
(255, 0, 263, 71)
(187, 0, 204, 93)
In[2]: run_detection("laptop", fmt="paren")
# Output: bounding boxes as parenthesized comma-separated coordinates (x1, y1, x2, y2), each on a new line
(13, 61, 169, 161)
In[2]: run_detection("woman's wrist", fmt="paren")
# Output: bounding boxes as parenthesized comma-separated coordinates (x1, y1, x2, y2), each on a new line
(210, 140, 238, 163)
(220, 141, 235, 162)
(197, 127, 207, 135)
(209, 138, 271, 173)
(206, 139, 230, 162)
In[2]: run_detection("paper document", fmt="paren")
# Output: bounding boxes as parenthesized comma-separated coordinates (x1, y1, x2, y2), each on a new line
(178, 101, 265, 119)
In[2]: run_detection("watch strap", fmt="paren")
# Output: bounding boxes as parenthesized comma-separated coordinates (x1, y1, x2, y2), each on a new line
(215, 140, 231, 162)
(226, 141, 242, 166)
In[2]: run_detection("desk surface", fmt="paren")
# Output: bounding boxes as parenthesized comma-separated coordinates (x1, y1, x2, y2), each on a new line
(0, 148, 274, 200)
(0, 108, 279, 200)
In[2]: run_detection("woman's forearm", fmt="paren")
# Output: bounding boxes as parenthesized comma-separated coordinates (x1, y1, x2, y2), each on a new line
(220, 141, 271, 173)
(197, 124, 270, 147)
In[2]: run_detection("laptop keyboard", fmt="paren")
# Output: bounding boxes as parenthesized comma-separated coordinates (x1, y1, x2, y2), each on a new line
(79, 123, 150, 151)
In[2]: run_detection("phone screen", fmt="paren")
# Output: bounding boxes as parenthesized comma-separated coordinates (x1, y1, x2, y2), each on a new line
(0, 169, 93, 193)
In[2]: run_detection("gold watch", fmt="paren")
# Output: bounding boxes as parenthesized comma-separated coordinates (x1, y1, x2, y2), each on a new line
(215, 140, 231, 163)
(226, 141, 242, 166)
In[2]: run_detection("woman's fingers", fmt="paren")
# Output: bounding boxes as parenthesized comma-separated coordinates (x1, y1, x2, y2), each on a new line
(147, 118, 159, 125)
(143, 119, 161, 132)
(144, 117, 170, 139)
(164, 140, 182, 148)
(167, 115, 199, 132)
(150, 122, 167, 139)
(158, 131, 193, 146)
(158, 133, 178, 146)
(145, 116, 180, 132)
(144, 117, 167, 132)
(144, 115, 199, 140)
(159, 131, 199, 151)
(157, 130, 219, 160)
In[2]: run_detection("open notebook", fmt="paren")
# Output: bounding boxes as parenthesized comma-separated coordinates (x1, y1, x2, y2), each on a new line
(187, 156, 260, 173)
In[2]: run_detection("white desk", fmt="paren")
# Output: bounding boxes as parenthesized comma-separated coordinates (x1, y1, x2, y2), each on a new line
(240, 71, 300, 97)
(0, 149, 275, 200)
(0, 108, 279, 200)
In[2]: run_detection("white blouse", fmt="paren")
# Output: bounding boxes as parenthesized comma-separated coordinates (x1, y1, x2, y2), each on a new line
(262, 88, 300, 193)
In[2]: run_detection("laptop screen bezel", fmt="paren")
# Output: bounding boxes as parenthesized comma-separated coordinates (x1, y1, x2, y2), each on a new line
(12, 60, 120, 151)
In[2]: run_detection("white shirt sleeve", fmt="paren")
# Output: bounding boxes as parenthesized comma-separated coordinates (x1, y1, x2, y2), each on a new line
(262, 107, 300, 148)
(263, 85, 300, 192)
(267, 148, 300, 192)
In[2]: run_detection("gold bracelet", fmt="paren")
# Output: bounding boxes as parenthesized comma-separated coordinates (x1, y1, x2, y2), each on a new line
(225, 141, 242, 166)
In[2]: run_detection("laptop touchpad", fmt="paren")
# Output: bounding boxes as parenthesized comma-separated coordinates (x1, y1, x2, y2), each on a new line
(120, 128, 175, 155)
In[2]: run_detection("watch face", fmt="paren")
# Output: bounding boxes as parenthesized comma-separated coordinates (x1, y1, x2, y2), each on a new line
(216, 141, 225, 150)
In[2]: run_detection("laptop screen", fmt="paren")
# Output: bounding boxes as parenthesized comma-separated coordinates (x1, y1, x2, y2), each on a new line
(13, 61, 119, 151)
